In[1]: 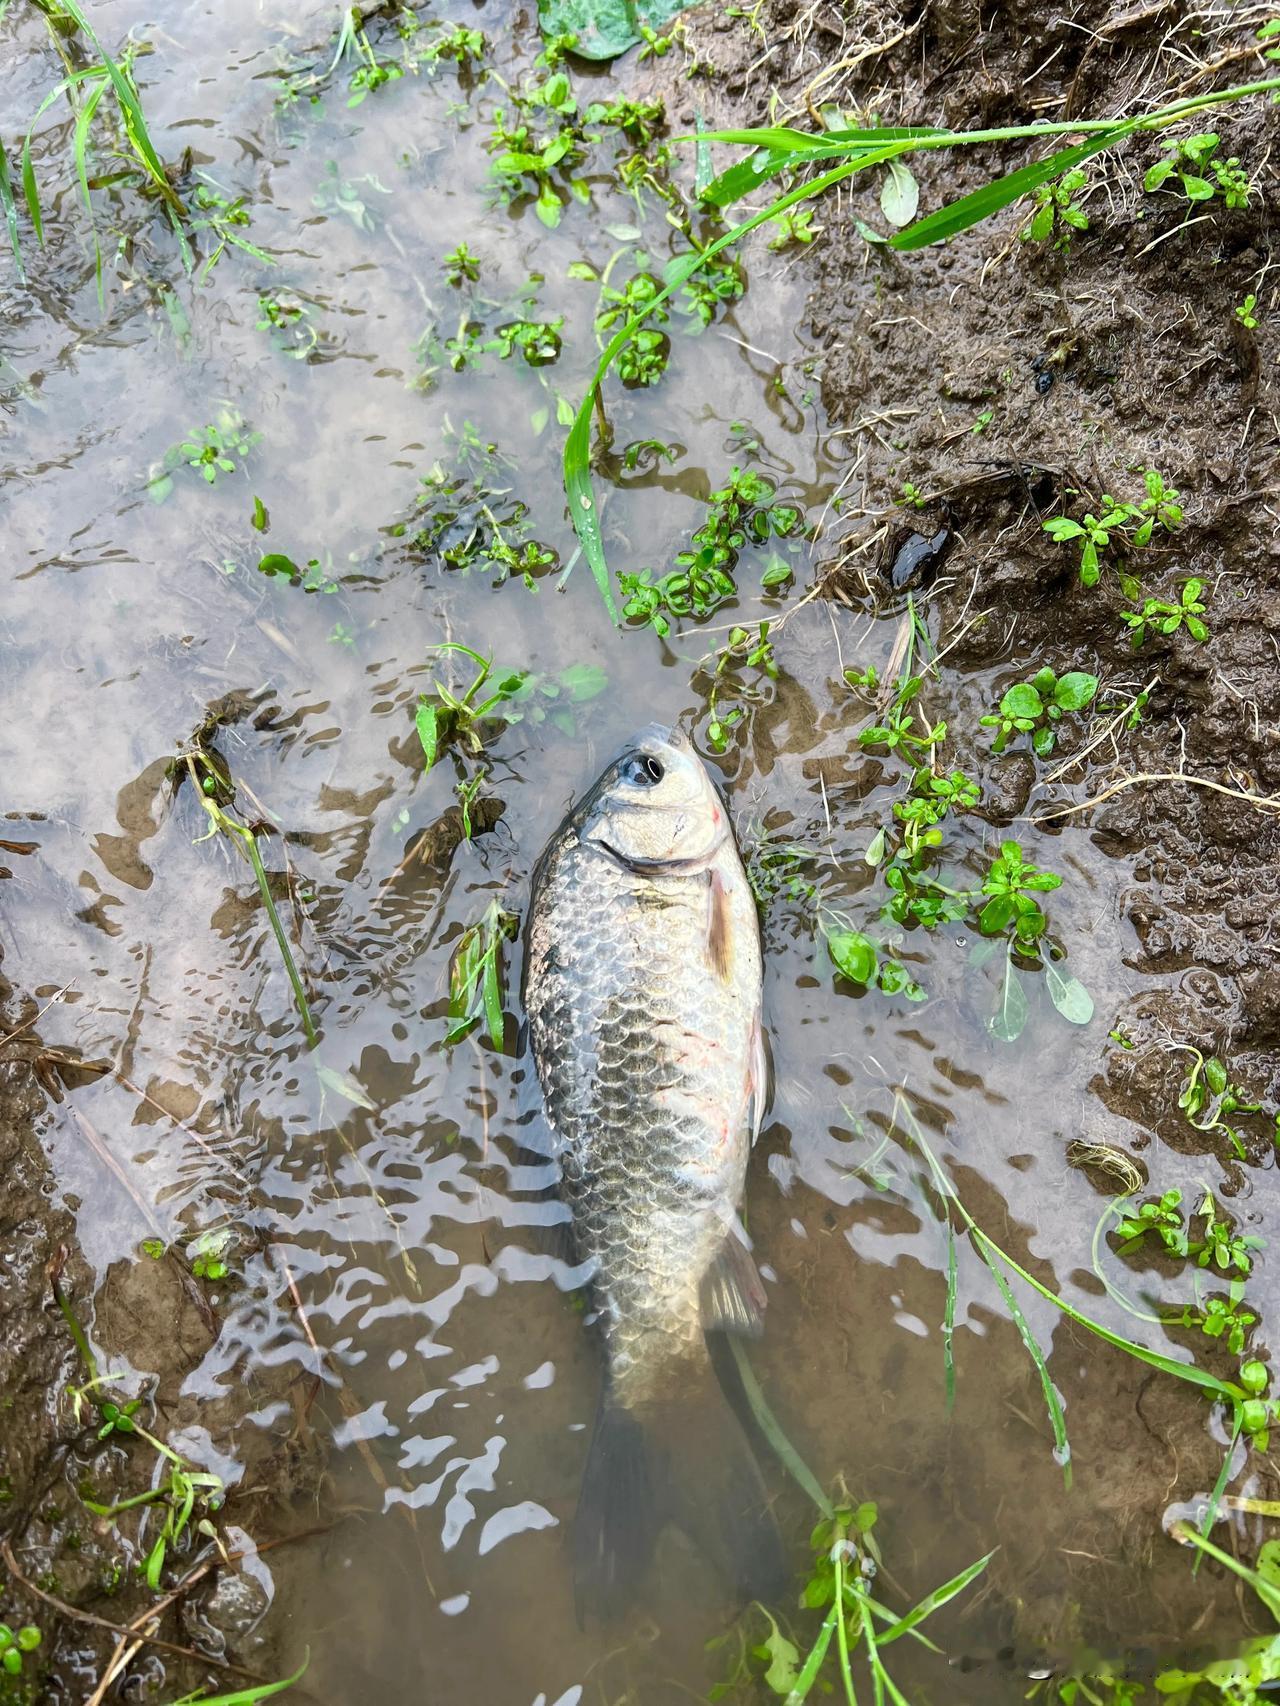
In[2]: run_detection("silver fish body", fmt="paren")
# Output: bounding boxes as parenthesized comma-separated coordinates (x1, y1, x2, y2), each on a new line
(525, 724, 780, 1613)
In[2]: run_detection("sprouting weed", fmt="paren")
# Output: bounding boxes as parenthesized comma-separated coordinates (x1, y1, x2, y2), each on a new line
(1042, 467, 1183, 586)
(826, 927, 926, 1002)
(980, 667, 1098, 755)
(1144, 131, 1251, 209)
(443, 242, 481, 285)
(189, 175, 276, 282)
(1120, 578, 1210, 647)
(1023, 167, 1089, 249)
(898, 480, 926, 509)
(1236, 292, 1259, 329)
(312, 161, 389, 232)
(678, 246, 745, 327)
(147, 410, 260, 500)
(976, 839, 1062, 948)
(0, 1623, 42, 1682)
(414, 645, 606, 774)
(256, 292, 317, 358)
(427, 23, 487, 64)
(1116, 1188, 1189, 1258)
(1177, 1046, 1264, 1158)
(698, 622, 777, 752)
(345, 25, 402, 105)
(766, 206, 822, 250)
(190, 1228, 232, 1282)
(595, 271, 669, 386)
(392, 470, 558, 587)
(257, 552, 338, 594)
(621, 467, 805, 634)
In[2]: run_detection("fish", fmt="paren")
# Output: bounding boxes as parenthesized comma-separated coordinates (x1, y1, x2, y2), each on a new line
(524, 722, 784, 1617)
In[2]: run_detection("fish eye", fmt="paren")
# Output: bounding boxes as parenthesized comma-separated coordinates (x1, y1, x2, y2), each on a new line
(622, 753, 665, 787)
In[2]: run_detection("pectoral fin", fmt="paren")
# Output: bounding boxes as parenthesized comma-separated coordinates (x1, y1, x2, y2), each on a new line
(706, 867, 732, 981)
(701, 1230, 767, 1337)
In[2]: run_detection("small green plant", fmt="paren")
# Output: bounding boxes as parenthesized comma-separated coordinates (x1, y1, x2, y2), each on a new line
(1043, 468, 1182, 585)
(677, 245, 744, 327)
(428, 23, 487, 64)
(190, 1228, 232, 1281)
(595, 271, 669, 386)
(1023, 167, 1089, 248)
(1115, 1188, 1189, 1258)
(0, 1623, 42, 1680)
(256, 292, 317, 359)
(826, 928, 926, 1002)
(1236, 292, 1259, 328)
(977, 839, 1061, 947)
(699, 622, 778, 752)
(147, 410, 260, 499)
(415, 647, 605, 774)
(447, 901, 516, 1047)
(189, 175, 275, 281)
(1120, 577, 1210, 646)
(897, 480, 926, 509)
(1144, 130, 1251, 208)
(620, 467, 804, 634)
(766, 206, 821, 249)
(980, 668, 1098, 755)
(1177, 1046, 1264, 1158)
(443, 242, 481, 285)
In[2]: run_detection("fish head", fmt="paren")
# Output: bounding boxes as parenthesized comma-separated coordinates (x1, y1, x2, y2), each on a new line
(578, 725, 729, 871)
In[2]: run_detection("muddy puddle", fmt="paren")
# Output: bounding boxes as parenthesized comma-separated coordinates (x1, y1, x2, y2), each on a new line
(3, 0, 1280, 1701)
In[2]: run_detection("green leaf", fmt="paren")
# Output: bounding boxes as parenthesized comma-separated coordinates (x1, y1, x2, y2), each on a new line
(1001, 683, 1043, 720)
(879, 157, 919, 227)
(1052, 671, 1097, 711)
(536, 0, 692, 59)
(1144, 158, 1175, 191)
(415, 701, 439, 772)
(877, 1550, 996, 1645)
(0, 138, 23, 280)
(978, 894, 1015, 935)
(165, 1655, 310, 1705)
(758, 1615, 800, 1691)
(1205, 1056, 1228, 1095)
(990, 954, 1029, 1043)
(983, 1250, 1070, 1482)
(481, 950, 504, 1047)
(559, 662, 607, 700)
(827, 929, 877, 986)
(1045, 963, 1093, 1025)
(251, 495, 268, 532)
(891, 127, 1130, 252)
(258, 553, 298, 581)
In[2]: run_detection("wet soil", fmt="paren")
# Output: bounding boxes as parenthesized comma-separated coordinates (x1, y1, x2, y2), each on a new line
(3, 0, 1280, 1701)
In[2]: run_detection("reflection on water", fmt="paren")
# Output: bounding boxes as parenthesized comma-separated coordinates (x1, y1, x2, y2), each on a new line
(0, 1, 1260, 1700)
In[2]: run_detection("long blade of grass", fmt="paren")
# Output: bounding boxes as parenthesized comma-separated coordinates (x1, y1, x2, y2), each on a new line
(981, 1246, 1072, 1487)
(1173, 1524, 1280, 1623)
(701, 144, 907, 212)
(728, 1336, 834, 1517)
(564, 153, 895, 614)
(164, 1653, 310, 1705)
(890, 127, 1129, 251)
(0, 138, 23, 279)
(875, 1549, 995, 1645)
(55, 0, 180, 209)
(73, 73, 110, 306)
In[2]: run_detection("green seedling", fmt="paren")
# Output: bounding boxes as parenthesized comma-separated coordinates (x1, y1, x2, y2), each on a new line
(415, 646, 605, 774)
(595, 272, 669, 386)
(190, 1228, 232, 1281)
(1144, 130, 1251, 207)
(1236, 292, 1259, 328)
(0, 1623, 42, 1681)
(1023, 166, 1089, 248)
(897, 480, 927, 508)
(393, 469, 558, 586)
(620, 467, 804, 635)
(447, 901, 516, 1047)
(1167, 1278, 1258, 1357)
(677, 244, 744, 327)
(766, 205, 821, 249)
(257, 553, 338, 594)
(428, 23, 487, 63)
(1043, 468, 1182, 585)
(443, 242, 481, 285)
(826, 928, 926, 1002)
(1178, 1045, 1263, 1157)
(1121, 577, 1210, 646)
(312, 161, 389, 231)
(699, 622, 777, 752)
(147, 410, 260, 500)
(487, 97, 588, 228)
(1116, 1188, 1189, 1258)
(981, 668, 1098, 755)
(1194, 1191, 1264, 1275)
(189, 175, 275, 281)
(977, 839, 1061, 946)
(345, 23, 402, 105)
(256, 293, 317, 359)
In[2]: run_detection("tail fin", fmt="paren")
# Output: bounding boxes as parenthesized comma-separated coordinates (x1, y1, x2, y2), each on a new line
(573, 1367, 786, 1621)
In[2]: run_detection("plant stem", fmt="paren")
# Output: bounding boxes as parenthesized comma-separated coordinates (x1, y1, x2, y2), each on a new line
(728, 1336, 833, 1517)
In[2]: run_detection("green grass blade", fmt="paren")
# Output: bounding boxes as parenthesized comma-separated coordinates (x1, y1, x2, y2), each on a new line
(875, 1549, 995, 1645)
(55, 0, 179, 208)
(982, 1246, 1071, 1486)
(890, 127, 1129, 251)
(701, 144, 902, 211)
(690, 124, 946, 149)
(73, 74, 110, 306)
(0, 138, 24, 280)
(1174, 1524, 1280, 1622)
(564, 153, 888, 614)
(728, 1337, 833, 1517)
(164, 1653, 310, 1705)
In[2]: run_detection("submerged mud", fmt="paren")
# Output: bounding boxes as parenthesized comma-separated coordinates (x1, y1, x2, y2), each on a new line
(2, 0, 1279, 1700)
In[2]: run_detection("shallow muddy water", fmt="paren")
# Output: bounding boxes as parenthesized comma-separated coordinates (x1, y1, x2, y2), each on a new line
(2, 2, 1276, 1701)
